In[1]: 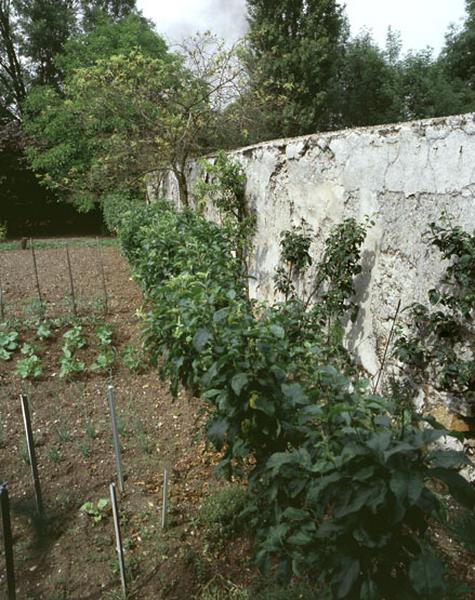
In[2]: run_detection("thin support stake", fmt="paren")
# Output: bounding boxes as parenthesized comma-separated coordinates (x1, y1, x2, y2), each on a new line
(161, 468, 168, 530)
(96, 237, 108, 315)
(29, 238, 43, 307)
(110, 483, 127, 598)
(107, 385, 124, 493)
(373, 298, 402, 394)
(0, 268, 5, 321)
(20, 394, 44, 517)
(0, 483, 16, 600)
(65, 244, 77, 316)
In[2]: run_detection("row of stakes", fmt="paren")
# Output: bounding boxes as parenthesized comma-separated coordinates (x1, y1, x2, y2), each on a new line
(0, 237, 109, 321)
(0, 387, 170, 599)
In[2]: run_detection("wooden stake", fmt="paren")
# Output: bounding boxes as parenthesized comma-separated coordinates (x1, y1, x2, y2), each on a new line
(0, 268, 5, 321)
(65, 244, 77, 316)
(110, 483, 127, 598)
(0, 483, 16, 600)
(107, 385, 124, 493)
(161, 468, 168, 530)
(29, 238, 43, 307)
(373, 299, 402, 394)
(96, 238, 108, 315)
(20, 394, 44, 517)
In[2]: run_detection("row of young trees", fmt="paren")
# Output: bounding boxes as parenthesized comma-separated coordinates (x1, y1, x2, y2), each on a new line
(2, 0, 475, 225)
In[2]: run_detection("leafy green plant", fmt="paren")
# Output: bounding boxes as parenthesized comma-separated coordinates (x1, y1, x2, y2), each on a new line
(0, 222, 7, 242)
(0, 330, 19, 360)
(198, 485, 248, 543)
(35, 320, 53, 340)
(195, 151, 255, 279)
(90, 324, 115, 371)
(395, 217, 475, 404)
(15, 343, 42, 379)
(80, 498, 109, 523)
(121, 343, 145, 372)
(274, 222, 313, 300)
(59, 325, 86, 378)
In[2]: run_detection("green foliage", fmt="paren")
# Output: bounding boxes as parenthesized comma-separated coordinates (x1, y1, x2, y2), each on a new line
(101, 189, 142, 233)
(35, 320, 52, 340)
(0, 222, 7, 241)
(198, 485, 248, 542)
(90, 323, 115, 371)
(339, 32, 403, 127)
(245, 0, 346, 137)
(395, 217, 475, 400)
(59, 325, 86, 378)
(80, 498, 109, 523)
(15, 342, 42, 379)
(195, 151, 255, 276)
(115, 202, 475, 598)
(0, 330, 19, 359)
(121, 343, 144, 372)
(274, 222, 313, 300)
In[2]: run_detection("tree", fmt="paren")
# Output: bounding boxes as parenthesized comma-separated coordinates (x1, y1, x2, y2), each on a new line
(0, 0, 25, 118)
(401, 50, 465, 120)
(14, 0, 77, 87)
(80, 0, 136, 30)
(440, 0, 475, 111)
(24, 28, 246, 209)
(339, 31, 402, 128)
(245, 0, 347, 138)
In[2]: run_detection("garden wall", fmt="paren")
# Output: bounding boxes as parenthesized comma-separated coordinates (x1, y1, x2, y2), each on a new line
(150, 113, 475, 383)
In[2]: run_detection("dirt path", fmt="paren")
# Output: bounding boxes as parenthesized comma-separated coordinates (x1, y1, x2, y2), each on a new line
(0, 241, 251, 600)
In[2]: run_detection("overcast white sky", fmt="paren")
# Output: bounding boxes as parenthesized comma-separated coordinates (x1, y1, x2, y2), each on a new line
(136, 0, 467, 55)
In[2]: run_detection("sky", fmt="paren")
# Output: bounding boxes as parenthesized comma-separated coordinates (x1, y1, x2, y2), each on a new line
(136, 0, 468, 55)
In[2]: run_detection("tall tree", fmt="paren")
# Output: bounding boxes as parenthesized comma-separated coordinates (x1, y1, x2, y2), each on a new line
(0, 0, 25, 117)
(14, 0, 77, 87)
(339, 31, 403, 128)
(80, 0, 136, 30)
(440, 0, 475, 111)
(245, 0, 347, 138)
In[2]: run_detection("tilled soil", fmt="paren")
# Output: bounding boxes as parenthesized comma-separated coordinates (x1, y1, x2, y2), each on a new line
(0, 241, 252, 600)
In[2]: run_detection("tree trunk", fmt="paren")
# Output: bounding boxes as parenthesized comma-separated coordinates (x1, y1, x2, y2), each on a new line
(174, 167, 189, 209)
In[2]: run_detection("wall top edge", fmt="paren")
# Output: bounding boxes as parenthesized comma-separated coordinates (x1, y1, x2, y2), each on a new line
(216, 112, 475, 158)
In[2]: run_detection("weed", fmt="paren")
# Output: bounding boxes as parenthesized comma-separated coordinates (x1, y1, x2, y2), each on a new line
(23, 297, 45, 320)
(48, 446, 61, 464)
(121, 343, 145, 372)
(134, 419, 151, 455)
(198, 486, 247, 543)
(55, 424, 71, 443)
(20, 440, 30, 465)
(85, 420, 97, 440)
(78, 440, 91, 459)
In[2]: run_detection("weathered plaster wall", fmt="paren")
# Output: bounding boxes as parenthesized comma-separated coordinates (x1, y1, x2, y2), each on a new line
(151, 113, 475, 379)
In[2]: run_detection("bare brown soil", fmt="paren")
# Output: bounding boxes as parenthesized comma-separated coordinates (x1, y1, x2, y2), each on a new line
(0, 242, 253, 600)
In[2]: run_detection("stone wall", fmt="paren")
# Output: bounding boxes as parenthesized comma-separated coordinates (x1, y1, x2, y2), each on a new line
(151, 113, 475, 379)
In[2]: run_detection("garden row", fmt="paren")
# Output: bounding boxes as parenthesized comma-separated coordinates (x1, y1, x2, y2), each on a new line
(109, 184, 475, 600)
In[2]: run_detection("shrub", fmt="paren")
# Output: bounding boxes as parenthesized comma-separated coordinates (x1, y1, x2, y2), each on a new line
(198, 485, 248, 542)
